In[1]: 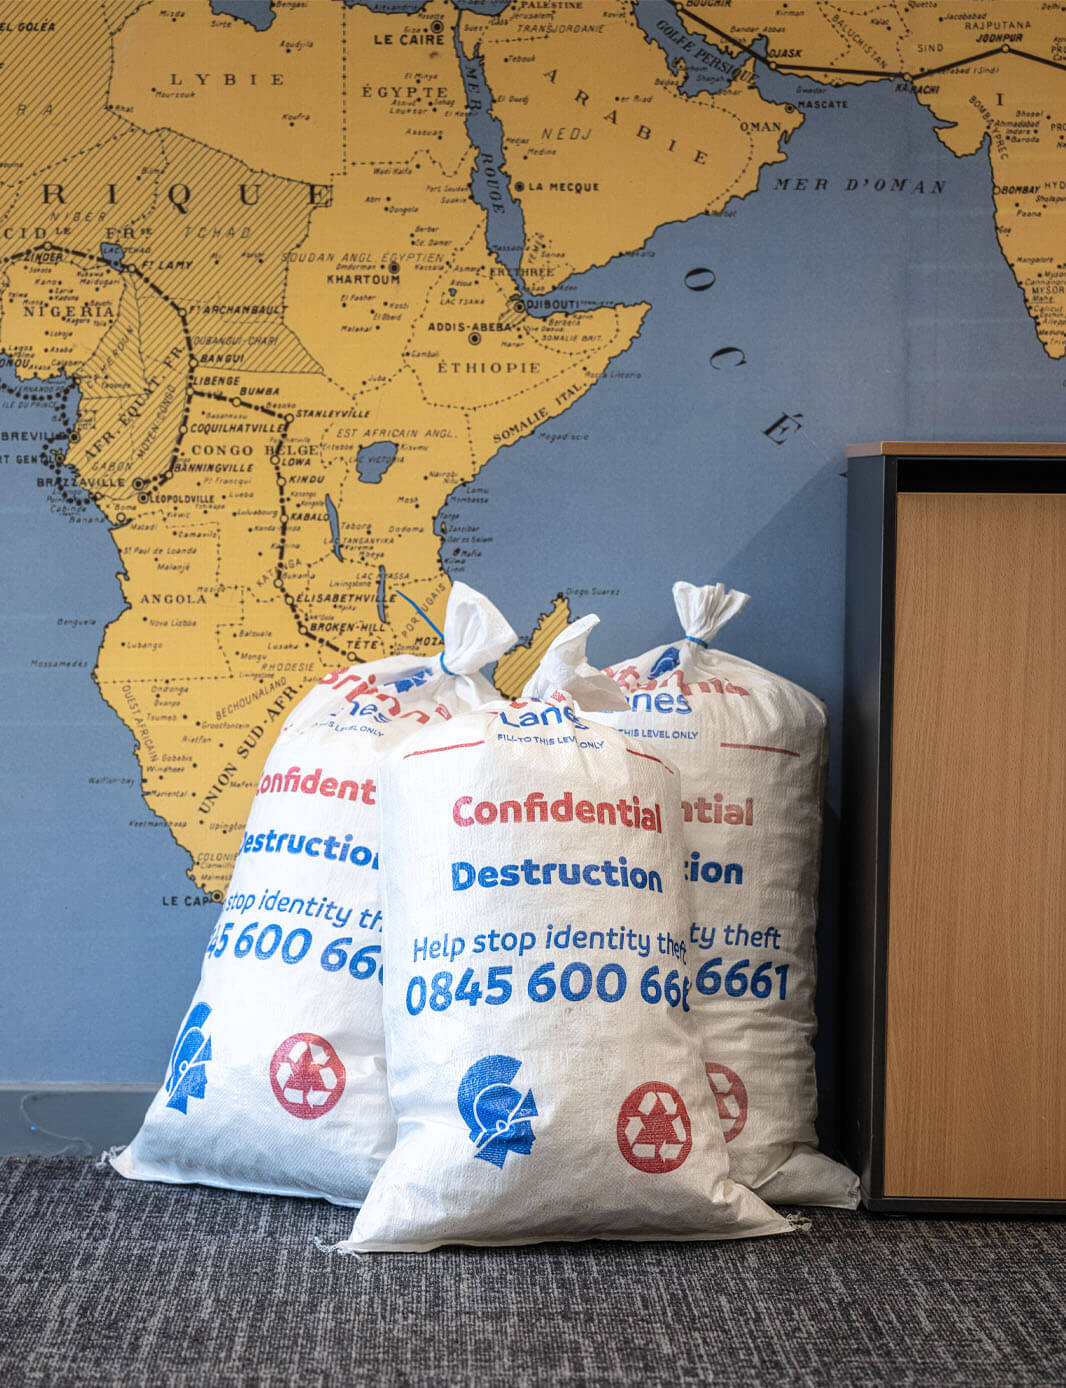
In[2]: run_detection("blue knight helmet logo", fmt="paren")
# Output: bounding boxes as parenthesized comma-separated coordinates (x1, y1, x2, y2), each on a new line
(649, 646, 681, 678)
(457, 1055, 537, 1169)
(384, 666, 432, 694)
(164, 1002, 212, 1115)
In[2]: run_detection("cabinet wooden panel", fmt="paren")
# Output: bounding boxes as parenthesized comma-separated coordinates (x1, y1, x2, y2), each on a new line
(885, 492, 1066, 1200)
(843, 445, 1066, 1213)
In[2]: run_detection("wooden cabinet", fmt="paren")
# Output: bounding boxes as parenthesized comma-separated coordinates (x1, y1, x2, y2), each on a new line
(842, 443, 1066, 1213)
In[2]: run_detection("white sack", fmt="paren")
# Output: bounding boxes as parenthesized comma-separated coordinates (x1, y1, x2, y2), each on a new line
(111, 584, 516, 1205)
(595, 582, 859, 1208)
(341, 618, 788, 1249)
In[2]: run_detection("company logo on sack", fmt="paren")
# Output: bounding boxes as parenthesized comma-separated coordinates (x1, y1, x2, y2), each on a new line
(649, 647, 681, 678)
(382, 666, 433, 693)
(607, 664, 750, 699)
(270, 1034, 346, 1120)
(457, 1055, 538, 1169)
(499, 700, 589, 733)
(165, 1002, 212, 1115)
(616, 1082, 693, 1173)
(705, 1063, 748, 1143)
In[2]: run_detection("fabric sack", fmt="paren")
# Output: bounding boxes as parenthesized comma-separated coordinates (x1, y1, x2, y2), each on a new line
(341, 616, 789, 1250)
(596, 582, 858, 1208)
(111, 583, 516, 1205)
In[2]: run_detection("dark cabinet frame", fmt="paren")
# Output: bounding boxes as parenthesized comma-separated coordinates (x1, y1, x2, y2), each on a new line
(841, 441, 1066, 1215)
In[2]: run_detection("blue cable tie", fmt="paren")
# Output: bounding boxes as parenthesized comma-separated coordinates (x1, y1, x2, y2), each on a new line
(393, 585, 450, 662)
(684, 634, 711, 649)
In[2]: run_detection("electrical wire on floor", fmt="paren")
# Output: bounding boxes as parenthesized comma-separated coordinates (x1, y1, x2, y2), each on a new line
(19, 1093, 93, 1157)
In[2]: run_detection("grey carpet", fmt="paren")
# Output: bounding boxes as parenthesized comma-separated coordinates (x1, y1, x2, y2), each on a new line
(1, 1158, 1064, 1387)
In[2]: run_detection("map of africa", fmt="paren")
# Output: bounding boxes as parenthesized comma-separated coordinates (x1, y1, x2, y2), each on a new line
(6, 0, 1066, 1081)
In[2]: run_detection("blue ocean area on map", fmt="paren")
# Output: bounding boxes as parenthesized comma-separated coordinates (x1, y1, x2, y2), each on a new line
(0, 354, 78, 434)
(210, 0, 275, 29)
(633, 0, 751, 91)
(99, 242, 124, 271)
(356, 440, 398, 484)
(0, 359, 211, 1080)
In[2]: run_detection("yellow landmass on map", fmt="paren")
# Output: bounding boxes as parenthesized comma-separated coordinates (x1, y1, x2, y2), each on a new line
(94, 388, 323, 895)
(492, 594, 572, 698)
(261, 276, 645, 670)
(139, 130, 314, 312)
(110, 0, 344, 185)
(0, 255, 124, 380)
(0, 0, 646, 894)
(67, 271, 190, 515)
(343, 0, 475, 177)
(712, 1, 1066, 357)
(0, 124, 165, 250)
(0, 2, 127, 173)
(708, 1, 909, 78)
(283, 156, 486, 390)
(461, 0, 803, 295)
(77, 272, 149, 397)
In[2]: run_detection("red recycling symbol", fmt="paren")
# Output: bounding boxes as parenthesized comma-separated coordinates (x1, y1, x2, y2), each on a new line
(616, 1081, 693, 1174)
(706, 1063, 748, 1142)
(269, 1033, 346, 1120)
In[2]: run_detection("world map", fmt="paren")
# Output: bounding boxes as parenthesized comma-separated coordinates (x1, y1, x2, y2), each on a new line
(5, 0, 1066, 1080)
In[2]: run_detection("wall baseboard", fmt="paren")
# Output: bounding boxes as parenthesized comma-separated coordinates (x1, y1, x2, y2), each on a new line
(0, 1086, 155, 1157)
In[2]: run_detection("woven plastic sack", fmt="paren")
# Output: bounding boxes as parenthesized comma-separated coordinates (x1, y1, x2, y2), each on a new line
(595, 582, 858, 1208)
(111, 583, 516, 1205)
(340, 617, 789, 1249)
